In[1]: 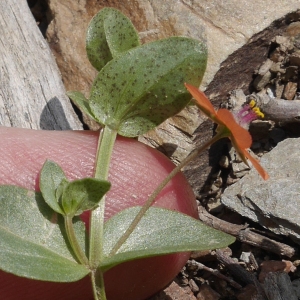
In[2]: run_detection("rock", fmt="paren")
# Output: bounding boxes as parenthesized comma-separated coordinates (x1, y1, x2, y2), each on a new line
(228, 146, 255, 178)
(196, 284, 221, 300)
(286, 21, 300, 37)
(236, 284, 258, 300)
(253, 59, 273, 91)
(253, 70, 272, 91)
(283, 82, 298, 99)
(289, 51, 300, 67)
(283, 66, 298, 81)
(240, 252, 252, 264)
(263, 272, 298, 300)
(221, 138, 300, 244)
(292, 278, 300, 298)
(46, 1, 300, 92)
(259, 260, 296, 282)
(256, 59, 274, 77)
(219, 155, 230, 168)
(189, 279, 200, 293)
(138, 104, 201, 165)
(270, 61, 285, 74)
(150, 281, 197, 300)
(227, 89, 247, 108)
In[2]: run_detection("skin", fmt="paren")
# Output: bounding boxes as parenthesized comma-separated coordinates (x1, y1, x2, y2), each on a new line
(0, 127, 197, 300)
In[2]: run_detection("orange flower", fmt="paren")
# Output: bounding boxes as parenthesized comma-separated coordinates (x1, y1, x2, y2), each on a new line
(185, 83, 269, 180)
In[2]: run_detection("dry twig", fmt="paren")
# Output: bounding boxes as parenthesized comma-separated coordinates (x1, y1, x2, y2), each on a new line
(216, 249, 267, 300)
(198, 205, 296, 257)
(251, 93, 300, 123)
(187, 259, 243, 290)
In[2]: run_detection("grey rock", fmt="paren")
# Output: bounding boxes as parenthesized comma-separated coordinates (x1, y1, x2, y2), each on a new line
(253, 59, 273, 91)
(227, 89, 247, 110)
(47, 0, 300, 91)
(221, 138, 300, 244)
(292, 278, 300, 298)
(253, 70, 272, 91)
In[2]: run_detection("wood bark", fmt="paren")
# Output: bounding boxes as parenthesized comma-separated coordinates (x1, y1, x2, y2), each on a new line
(0, 0, 82, 130)
(254, 94, 300, 123)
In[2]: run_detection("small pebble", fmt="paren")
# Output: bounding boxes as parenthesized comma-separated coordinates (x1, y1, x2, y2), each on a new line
(283, 81, 298, 100)
(240, 252, 251, 264)
(219, 155, 230, 168)
(189, 279, 199, 293)
(196, 284, 221, 300)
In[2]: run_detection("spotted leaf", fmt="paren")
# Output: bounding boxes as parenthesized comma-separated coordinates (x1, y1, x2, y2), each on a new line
(89, 37, 207, 137)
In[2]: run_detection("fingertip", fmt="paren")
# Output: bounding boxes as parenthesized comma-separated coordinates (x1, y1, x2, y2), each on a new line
(0, 127, 197, 299)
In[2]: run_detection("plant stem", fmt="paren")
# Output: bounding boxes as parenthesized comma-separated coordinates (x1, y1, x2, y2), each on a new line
(108, 132, 225, 257)
(91, 269, 106, 300)
(65, 215, 89, 266)
(89, 126, 117, 300)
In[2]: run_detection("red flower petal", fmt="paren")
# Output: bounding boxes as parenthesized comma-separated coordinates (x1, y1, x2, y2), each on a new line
(184, 83, 217, 120)
(217, 109, 252, 149)
(240, 148, 270, 180)
(185, 84, 269, 180)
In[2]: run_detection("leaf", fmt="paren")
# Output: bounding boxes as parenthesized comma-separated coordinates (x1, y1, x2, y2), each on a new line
(40, 160, 67, 215)
(62, 178, 111, 216)
(86, 7, 140, 71)
(89, 37, 207, 137)
(66, 91, 98, 123)
(101, 207, 235, 271)
(0, 186, 89, 282)
(55, 178, 69, 206)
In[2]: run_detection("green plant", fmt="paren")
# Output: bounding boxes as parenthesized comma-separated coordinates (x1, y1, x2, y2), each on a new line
(0, 7, 268, 300)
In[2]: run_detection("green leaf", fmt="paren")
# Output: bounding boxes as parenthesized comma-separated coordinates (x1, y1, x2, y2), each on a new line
(101, 207, 235, 271)
(0, 186, 89, 282)
(62, 178, 111, 216)
(86, 7, 140, 71)
(55, 178, 69, 206)
(40, 160, 67, 215)
(67, 91, 98, 123)
(89, 37, 207, 137)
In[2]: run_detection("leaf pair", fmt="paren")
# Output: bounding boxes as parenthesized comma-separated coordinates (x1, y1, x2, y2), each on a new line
(0, 185, 234, 282)
(86, 7, 140, 71)
(39, 160, 111, 217)
(0, 185, 89, 282)
(68, 8, 207, 137)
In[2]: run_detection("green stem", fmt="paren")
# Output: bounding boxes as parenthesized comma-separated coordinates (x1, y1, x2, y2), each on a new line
(91, 269, 106, 300)
(89, 126, 118, 300)
(108, 131, 225, 257)
(65, 215, 89, 266)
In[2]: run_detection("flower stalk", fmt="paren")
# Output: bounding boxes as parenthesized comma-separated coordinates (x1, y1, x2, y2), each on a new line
(89, 126, 118, 300)
(109, 83, 269, 257)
